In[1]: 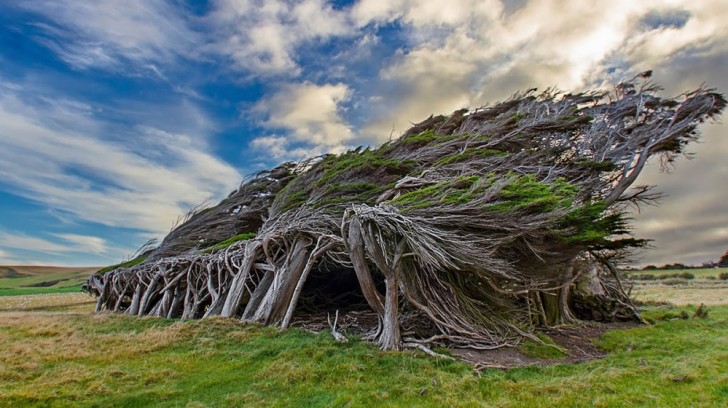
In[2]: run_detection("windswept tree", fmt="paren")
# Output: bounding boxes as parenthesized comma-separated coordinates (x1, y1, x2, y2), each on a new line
(86, 77, 725, 351)
(719, 250, 728, 267)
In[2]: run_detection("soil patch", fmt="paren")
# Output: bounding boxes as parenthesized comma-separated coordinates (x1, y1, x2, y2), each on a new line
(453, 322, 640, 370)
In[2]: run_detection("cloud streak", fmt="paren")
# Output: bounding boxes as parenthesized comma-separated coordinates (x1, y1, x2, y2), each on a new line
(17, 0, 199, 72)
(0, 231, 106, 254)
(0, 83, 241, 235)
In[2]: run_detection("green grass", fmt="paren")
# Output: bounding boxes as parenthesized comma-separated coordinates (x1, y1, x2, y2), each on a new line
(0, 286, 83, 297)
(0, 303, 726, 407)
(0, 267, 94, 297)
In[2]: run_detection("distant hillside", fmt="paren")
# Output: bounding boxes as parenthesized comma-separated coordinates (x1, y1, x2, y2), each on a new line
(0, 266, 99, 296)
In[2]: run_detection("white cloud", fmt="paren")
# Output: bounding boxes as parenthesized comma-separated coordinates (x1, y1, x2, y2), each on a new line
(0, 231, 103, 254)
(17, 0, 199, 71)
(0, 248, 19, 264)
(51, 234, 108, 255)
(208, 0, 353, 75)
(249, 82, 353, 159)
(0, 85, 241, 235)
(249, 136, 311, 161)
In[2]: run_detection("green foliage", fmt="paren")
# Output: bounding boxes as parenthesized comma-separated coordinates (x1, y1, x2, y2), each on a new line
(276, 183, 310, 213)
(273, 148, 416, 213)
(390, 175, 492, 211)
(202, 232, 257, 253)
(435, 148, 508, 166)
(98, 255, 148, 274)
(487, 175, 577, 213)
(315, 148, 414, 188)
(313, 182, 392, 210)
(557, 202, 633, 248)
(718, 272, 728, 280)
(400, 129, 455, 146)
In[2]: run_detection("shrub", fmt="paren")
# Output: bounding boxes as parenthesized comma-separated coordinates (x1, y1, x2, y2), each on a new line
(718, 272, 728, 280)
(631, 274, 656, 281)
(693, 304, 709, 319)
(661, 278, 687, 286)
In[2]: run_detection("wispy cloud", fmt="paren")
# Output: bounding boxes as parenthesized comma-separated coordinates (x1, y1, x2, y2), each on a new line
(0, 248, 19, 265)
(17, 0, 199, 72)
(50, 233, 108, 255)
(0, 231, 106, 254)
(0, 83, 241, 235)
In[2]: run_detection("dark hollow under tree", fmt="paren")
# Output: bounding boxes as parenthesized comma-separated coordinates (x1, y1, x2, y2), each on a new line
(85, 77, 725, 351)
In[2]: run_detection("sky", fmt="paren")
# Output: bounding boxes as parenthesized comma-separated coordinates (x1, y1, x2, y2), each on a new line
(0, 0, 726, 267)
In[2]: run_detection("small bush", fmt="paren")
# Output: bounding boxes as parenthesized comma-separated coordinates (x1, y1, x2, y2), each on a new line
(693, 304, 709, 319)
(661, 278, 687, 286)
(718, 272, 728, 280)
(631, 274, 656, 281)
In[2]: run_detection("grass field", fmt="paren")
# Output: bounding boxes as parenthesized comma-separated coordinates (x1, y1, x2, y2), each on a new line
(626, 268, 728, 305)
(0, 266, 98, 297)
(627, 267, 727, 279)
(0, 267, 726, 407)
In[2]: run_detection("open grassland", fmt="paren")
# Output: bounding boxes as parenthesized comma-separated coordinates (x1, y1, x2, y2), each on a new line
(632, 283, 728, 305)
(627, 267, 727, 278)
(0, 292, 726, 407)
(0, 266, 98, 296)
(627, 267, 728, 306)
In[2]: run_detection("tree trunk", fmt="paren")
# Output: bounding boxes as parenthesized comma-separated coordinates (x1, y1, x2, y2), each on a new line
(379, 275, 401, 351)
(220, 241, 261, 318)
(348, 217, 385, 315)
(251, 238, 312, 324)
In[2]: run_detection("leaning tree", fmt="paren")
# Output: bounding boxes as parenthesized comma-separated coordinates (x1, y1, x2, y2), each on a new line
(85, 77, 725, 351)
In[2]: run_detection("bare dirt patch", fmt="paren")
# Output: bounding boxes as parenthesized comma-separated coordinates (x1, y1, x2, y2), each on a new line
(453, 322, 640, 370)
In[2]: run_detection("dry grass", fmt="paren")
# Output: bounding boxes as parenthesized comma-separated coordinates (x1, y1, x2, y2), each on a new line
(632, 283, 728, 306)
(0, 293, 96, 312)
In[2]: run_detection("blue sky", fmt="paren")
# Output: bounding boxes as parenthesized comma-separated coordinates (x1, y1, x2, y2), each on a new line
(0, 0, 726, 267)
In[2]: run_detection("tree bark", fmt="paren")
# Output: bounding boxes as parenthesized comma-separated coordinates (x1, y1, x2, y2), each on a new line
(347, 217, 385, 315)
